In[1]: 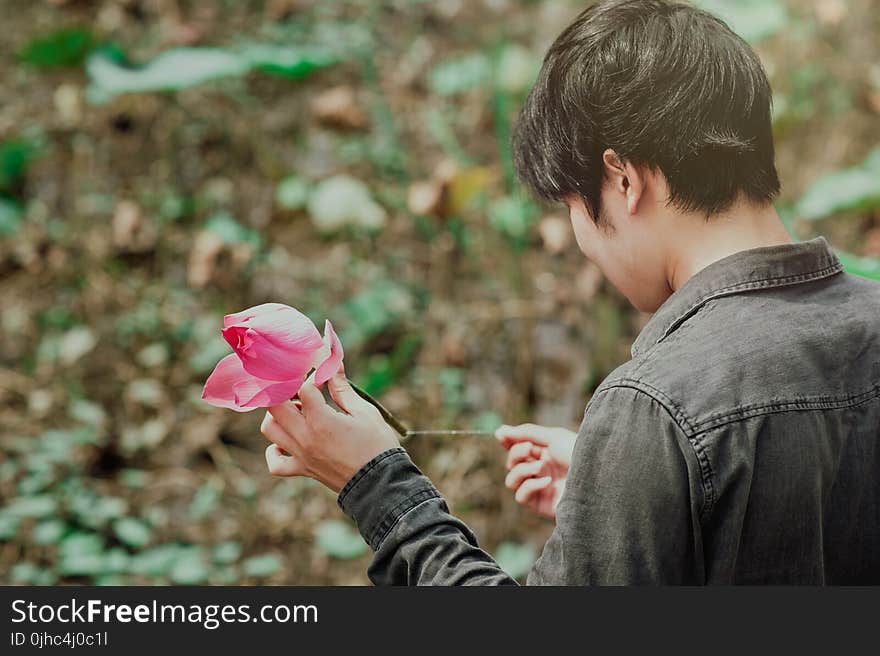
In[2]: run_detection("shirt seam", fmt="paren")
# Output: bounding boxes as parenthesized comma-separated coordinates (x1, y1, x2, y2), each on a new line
(337, 447, 406, 507)
(590, 382, 715, 522)
(691, 383, 880, 436)
(369, 488, 441, 551)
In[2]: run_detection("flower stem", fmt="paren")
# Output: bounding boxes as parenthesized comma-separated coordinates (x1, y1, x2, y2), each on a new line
(348, 381, 494, 440)
(349, 380, 410, 436)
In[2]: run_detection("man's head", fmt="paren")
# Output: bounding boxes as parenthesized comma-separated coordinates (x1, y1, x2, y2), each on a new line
(512, 0, 781, 311)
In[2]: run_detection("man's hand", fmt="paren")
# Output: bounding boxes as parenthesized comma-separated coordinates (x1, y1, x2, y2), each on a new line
(260, 363, 400, 493)
(495, 424, 577, 519)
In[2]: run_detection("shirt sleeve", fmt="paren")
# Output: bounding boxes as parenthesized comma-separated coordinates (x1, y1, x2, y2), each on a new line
(527, 385, 704, 584)
(337, 448, 517, 585)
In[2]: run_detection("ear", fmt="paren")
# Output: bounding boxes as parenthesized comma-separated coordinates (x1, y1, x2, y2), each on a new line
(602, 149, 644, 215)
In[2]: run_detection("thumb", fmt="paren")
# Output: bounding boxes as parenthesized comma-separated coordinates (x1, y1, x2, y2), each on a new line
(326, 362, 371, 415)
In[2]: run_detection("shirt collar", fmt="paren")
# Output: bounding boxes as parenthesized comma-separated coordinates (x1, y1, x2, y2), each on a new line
(631, 237, 843, 358)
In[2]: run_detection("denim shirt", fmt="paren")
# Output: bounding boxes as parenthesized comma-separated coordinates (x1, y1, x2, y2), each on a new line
(338, 237, 880, 585)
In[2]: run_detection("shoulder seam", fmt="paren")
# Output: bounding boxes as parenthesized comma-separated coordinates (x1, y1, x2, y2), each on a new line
(592, 380, 716, 521)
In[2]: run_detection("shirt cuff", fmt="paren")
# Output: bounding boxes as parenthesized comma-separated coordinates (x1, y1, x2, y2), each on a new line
(337, 447, 441, 551)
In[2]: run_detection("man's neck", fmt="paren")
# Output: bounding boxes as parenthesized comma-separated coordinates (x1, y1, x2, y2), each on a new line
(666, 202, 793, 292)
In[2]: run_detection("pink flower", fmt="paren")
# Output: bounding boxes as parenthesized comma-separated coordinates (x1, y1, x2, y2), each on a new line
(202, 303, 344, 412)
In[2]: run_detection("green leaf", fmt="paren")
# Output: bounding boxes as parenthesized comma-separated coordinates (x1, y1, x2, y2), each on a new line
(113, 517, 152, 548)
(189, 335, 232, 375)
(242, 553, 283, 577)
(430, 53, 492, 96)
(796, 149, 880, 220)
(73, 494, 128, 529)
(204, 212, 261, 246)
(837, 251, 880, 281)
(0, 198, 23, 237)
(438, 367, 465, 411)
(188, 480, 222, 520)
(275, 175, 310, 210)
(314, 520, 367, 560)
(494, 541, 536, 579)
(120, 469, 148, 489)
(7, 495, 58, 519)
(33, 519, 67, 545)
(58, 532, 106, 577)
(495, 44, 540, 94)
(169, 548, 210, 584)
(0, 140, 34, 194)
(473, 411, 503, 433)
(335, 280, 412, 350)
(69, 398, 107, 427)
(212, 541, 242, 564)
(86, 48, 250, 99)
(11, 563, 57, 585)
(0, 512, 20, 540)
(695, 0, 788, 43)
(239, 44, 336, 79)
(103, 548, 132, 575)
(489, 194, 539, 246)
(130, 544, 183, 577)
(18, 27, 96, 68)
(86, 44, 336, 101)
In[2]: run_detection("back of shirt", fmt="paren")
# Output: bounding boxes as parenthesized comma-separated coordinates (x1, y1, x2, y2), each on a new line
(585, 241, 880, 584)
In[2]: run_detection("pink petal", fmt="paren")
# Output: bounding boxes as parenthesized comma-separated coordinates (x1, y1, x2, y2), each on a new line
(202, 353, 304, 411)
(221, 304, 323, 382)
(233, 376, 304, 409)
(314, 320, 345, 385)
(223, 302, 289, 329)
(201, 353, 255, 412)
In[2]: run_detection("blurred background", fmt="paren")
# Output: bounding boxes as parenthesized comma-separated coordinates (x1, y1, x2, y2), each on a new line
(0, 0, 878, 585)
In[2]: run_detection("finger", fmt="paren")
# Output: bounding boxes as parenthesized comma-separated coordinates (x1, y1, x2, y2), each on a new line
(505, 459, 546, 490)
(506, 441, 543, 470)
(297, 380, 335, 428)
(265, 444, 306, 477)
(515, 476, 553, 505)
(260, 412, 299, 453)
(266, 400, 307, 437)
(495, 423, 551, 448)
(326, 364, 371, 415)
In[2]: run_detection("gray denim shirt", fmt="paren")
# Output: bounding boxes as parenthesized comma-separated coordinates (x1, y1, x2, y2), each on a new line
(338, 237, 880, 584)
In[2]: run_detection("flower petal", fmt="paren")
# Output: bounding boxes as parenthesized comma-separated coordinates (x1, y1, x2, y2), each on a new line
(314, 320, 345, 385)
(233, 376, 304, 409)
(201, 353, 255, 412)
(203, 353, 304, 411)
(221, 304, 323, 381)
(223, 302, 290, 329)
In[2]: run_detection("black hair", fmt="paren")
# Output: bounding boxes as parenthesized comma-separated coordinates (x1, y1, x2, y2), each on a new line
(512, 0, 781, 222)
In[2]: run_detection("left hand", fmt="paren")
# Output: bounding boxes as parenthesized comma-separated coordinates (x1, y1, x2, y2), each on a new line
(259, 362, 400, 493)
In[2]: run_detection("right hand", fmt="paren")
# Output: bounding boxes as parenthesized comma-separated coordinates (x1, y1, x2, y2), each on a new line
(495, 424, 577, 519)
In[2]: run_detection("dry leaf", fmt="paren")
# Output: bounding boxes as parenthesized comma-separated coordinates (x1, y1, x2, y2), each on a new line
(574, 262, 603, 301)
(311, 86, 368, 130)
(112, 200, 156, 253)
(448, 166, 496, 215)
(188, 230, 225, 289)
(815, 0, 846, 26)
(865, 228, 880, 258)
(538, 215, 571, 254)
(407, 179, 446, 216)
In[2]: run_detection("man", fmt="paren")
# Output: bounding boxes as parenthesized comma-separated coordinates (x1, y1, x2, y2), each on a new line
(259, 0, 880, 584)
